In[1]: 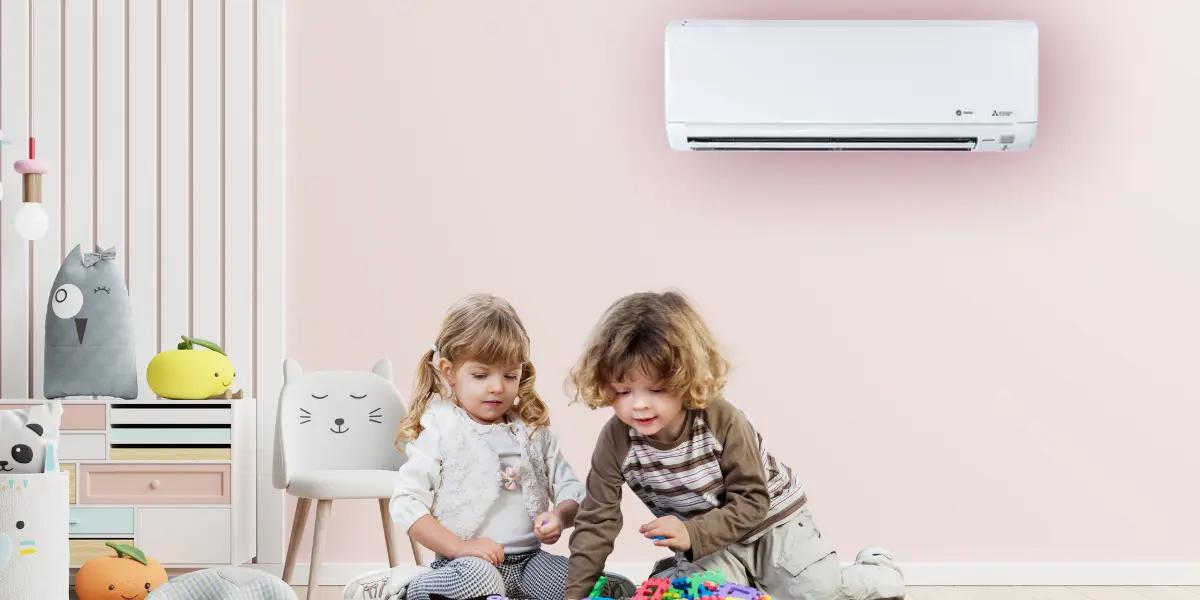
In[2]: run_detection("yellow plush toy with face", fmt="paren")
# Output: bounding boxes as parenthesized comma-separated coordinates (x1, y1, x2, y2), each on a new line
(146, 336, 237, 400)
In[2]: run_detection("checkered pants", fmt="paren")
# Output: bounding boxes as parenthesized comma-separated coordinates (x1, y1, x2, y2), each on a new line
(405, 550, 630, 600)
(404, 550, 561, 600)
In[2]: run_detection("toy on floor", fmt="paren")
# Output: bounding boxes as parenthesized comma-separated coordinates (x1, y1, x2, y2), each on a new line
(469, 570, 771, 600)
(620, 570, 771, 600)
(147, 566, 298, 600)
(147, 335, 241, 399)
(75, 542, 168, 600)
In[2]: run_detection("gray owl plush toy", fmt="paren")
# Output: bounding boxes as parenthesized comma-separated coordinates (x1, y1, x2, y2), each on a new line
(43, 245, 138, 399)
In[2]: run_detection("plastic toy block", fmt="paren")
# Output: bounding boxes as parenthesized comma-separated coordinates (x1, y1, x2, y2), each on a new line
(588, 575, 608, 598)
(632, 577, 671, 600)
(714, 582, 762, 599)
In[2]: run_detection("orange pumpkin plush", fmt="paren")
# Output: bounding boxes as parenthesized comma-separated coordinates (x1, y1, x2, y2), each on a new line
(76, 542, 168, 600)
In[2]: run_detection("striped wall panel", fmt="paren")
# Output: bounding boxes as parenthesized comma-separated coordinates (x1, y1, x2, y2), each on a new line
(0, 0, 280, 403)
(0, 0, 284, 562)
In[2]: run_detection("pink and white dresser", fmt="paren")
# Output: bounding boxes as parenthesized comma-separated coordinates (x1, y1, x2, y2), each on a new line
(0, 398, 256, 568)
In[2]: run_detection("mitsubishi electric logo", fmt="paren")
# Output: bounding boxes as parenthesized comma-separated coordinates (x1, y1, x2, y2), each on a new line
(993, 110, 1014, 117)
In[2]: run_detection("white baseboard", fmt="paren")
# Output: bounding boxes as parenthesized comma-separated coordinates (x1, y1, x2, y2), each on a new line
(248, 561, 1200, 587)
(899, 563, 1200, 585)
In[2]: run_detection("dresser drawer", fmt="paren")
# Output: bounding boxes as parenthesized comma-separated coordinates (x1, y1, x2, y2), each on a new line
(69, 507, 136, 536)
(108, 427, 231, 444)
(70, 538, 133, 568)
(60, 433, 107, 460)
(110, 405, 232, 425)
(137, 507, 231, 564)
(1, 403, 105, 430)
(63, 463, 77, 503)
(78, 464, 231, 504)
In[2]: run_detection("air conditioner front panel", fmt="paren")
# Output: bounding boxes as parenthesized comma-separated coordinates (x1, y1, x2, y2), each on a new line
(665, 20, 1038, 127)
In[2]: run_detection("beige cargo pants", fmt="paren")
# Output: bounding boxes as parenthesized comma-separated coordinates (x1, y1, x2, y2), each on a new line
(650, 507, 905, 600)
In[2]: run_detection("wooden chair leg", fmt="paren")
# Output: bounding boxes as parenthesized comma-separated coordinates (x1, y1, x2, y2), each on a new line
(306, 499, 333, 600)
(282, 497, 311, 583)
(378, 498, 399, 568)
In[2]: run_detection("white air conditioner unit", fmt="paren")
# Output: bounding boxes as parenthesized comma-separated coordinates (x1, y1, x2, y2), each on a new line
(665, 20, 1038, 152)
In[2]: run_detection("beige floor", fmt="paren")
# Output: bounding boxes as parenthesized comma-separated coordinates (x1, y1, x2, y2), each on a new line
(286, 587, 1200, 600)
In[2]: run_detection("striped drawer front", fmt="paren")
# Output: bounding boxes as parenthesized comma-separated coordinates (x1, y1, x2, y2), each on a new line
(1, 403, 106, 429)
(60, 433, 107, 460)
(70, 539, 134, 568)
(69, 507, 136, 536)
(78, 464, 231, 504)
(109, 404, 232, 425)
(108, 427, 232, 444)
(108, 447, 232, 461)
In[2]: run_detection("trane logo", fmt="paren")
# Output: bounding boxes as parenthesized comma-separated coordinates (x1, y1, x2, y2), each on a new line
(992, 110, 1014, 117)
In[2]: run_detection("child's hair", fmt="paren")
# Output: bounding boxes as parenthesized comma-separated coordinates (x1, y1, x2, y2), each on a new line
(396, 294, 549, 446)
(568, 291, 729, 411)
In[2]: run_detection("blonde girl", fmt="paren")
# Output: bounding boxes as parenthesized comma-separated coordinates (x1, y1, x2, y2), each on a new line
(390, 294, 632, 600)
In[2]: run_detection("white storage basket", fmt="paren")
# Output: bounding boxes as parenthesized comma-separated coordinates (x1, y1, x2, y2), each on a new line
(0, 470, 69, 599)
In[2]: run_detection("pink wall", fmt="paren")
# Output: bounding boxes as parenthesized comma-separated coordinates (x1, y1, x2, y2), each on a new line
(284, 0, 1200, 566)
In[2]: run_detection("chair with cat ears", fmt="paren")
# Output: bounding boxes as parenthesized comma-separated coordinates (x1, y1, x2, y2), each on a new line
(272, 358, 425, 600)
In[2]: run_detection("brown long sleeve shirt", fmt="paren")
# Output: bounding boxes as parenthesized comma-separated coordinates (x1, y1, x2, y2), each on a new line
(565, 397, 806, 597)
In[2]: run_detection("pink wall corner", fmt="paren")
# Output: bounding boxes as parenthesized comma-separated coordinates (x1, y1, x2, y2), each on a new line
(284, 0, 1200, 566)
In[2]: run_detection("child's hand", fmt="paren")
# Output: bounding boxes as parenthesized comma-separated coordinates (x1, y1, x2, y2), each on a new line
(533, 511, 563, 544)
(640, 515, 691, 552)
(453, 537, 504, 566)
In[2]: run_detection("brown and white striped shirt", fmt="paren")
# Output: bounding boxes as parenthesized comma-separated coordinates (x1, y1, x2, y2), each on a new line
(566, 397, 806, 597)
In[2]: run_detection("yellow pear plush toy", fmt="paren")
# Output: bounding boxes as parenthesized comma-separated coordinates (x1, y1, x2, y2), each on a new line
(146, 336, 238, 399)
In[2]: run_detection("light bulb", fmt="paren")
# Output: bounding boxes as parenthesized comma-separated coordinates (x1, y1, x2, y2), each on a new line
(15, 202, 49, 240)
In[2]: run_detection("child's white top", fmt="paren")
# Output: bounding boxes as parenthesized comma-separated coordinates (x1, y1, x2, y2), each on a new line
(479, 425, 539, 552)
(390, 396, 585, 550)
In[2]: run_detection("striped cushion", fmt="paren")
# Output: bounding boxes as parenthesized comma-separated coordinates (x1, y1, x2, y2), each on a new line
(147, 567, 297, 600)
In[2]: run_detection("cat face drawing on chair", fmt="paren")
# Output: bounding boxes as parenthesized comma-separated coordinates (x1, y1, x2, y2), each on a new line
(277, 359, 406, 476)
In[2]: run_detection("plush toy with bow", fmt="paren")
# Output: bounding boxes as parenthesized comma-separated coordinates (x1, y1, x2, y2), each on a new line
(43, 244, 138, 399)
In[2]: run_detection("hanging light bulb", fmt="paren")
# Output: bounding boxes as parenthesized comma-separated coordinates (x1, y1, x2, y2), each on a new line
(14, 137, 49, 241)
(15, 201, 49, 240)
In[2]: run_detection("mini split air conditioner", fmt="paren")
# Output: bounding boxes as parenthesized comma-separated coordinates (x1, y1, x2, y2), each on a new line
(665, 20, 1038, 152)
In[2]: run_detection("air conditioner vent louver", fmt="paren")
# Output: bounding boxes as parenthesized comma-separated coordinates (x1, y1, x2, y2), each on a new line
(687, 137, 978, 151)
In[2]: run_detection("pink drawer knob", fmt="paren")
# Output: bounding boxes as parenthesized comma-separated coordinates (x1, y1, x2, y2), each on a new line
(149, 479, 162, 490)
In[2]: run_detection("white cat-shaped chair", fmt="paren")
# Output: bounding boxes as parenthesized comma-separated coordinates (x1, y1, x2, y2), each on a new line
(272, 358, 422, 600)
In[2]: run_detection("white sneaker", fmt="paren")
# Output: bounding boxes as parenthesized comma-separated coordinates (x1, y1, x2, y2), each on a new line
(855, 547, 905, 599)
(855, 546, 895, 564)
(341, 565, 431, 599)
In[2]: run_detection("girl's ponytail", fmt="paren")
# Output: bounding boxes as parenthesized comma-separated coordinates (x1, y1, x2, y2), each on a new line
(395, 347, 444, 448)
